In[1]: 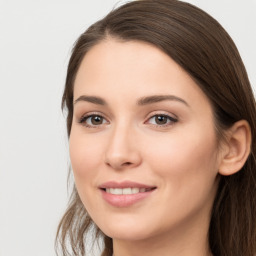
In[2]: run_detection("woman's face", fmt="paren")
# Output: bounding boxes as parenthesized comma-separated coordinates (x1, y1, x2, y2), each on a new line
(70, 39, 221, 242)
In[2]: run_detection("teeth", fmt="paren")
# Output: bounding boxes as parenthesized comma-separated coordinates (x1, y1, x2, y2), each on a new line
(123, 188, 132, 195)
(110, 188, 122, 195)
(132, 188, 139, 194)
(105, 188, 151, 195)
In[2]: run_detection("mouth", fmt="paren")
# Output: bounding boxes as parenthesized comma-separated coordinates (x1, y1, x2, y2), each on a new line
(101, 187, 156, 195)
(99, 181, 157, 207)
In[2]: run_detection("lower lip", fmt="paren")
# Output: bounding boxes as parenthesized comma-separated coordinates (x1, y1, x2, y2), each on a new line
(100, 189, 155, 207)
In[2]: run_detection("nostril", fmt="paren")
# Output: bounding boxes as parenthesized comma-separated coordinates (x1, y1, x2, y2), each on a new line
(122, 162, 132, 166)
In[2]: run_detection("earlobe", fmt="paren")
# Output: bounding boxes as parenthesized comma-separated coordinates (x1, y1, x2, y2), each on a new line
(218, 120, 251, 176)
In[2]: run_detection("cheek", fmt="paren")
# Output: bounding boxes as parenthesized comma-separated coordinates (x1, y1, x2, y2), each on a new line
(145, 127, 219, 191)
(141, 129, 219, 227)
(69, 131, 104, 184)
(69, 130, 106, 218)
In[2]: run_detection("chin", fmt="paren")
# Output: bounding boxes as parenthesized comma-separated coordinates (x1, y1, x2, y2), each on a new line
(102, 227, 154, 242)
(94, 214, 159, 242)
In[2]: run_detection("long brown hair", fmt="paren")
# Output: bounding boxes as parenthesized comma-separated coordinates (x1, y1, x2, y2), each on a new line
(56, 1, 256, 255)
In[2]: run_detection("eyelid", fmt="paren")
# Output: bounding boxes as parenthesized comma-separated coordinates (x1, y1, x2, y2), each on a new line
(144, 111, 178, 127)
(78, 111, 110, 128)
(145, 111, 178, 121)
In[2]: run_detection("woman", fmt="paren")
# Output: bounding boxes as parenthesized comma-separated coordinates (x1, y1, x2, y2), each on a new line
(56, 0, 256, 255)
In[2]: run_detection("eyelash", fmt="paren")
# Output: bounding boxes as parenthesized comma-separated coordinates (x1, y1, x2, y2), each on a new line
(78, 112, 178, 129)
(78, 112, 109, 129)
(146, 113, 178, 128)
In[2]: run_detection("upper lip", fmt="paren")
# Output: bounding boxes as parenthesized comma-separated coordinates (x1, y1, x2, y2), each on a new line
(99, 181, 156, 189)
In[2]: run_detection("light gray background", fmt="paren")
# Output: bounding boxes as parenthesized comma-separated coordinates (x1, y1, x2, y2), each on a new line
(0, 1, 255, 256)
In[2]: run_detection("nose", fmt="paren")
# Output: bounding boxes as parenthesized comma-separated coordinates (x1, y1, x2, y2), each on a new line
(104, 124, 142, 170)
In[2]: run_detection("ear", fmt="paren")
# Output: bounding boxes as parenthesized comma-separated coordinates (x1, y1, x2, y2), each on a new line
(218, 120, 251, 176)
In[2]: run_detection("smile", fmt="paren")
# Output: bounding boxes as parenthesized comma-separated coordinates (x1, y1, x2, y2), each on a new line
(105, 187, 154, 195)
(99, 181, 157, 207)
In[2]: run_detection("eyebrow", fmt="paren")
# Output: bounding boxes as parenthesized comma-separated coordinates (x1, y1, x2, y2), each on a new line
(73, 94, 189, 107)
(137, 95, 189, 107)
(74, 95, 106, 105)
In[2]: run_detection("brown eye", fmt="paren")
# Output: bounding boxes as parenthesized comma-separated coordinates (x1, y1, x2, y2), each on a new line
(147, 114, 178, 126)
(91, 115, 104, 125)
(155, 115, 168, 125)
(79, 114, 108, 127)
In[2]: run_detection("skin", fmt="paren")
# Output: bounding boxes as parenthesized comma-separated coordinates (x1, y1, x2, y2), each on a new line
(69, 38, 225, 256)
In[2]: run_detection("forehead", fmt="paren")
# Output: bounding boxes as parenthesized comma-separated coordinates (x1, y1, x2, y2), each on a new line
(74, 39, 178, 90)
(73, 39, 210, 111)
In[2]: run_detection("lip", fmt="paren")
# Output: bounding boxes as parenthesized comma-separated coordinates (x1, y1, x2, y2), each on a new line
(99, 180, 157, 208)
(99, 180, 156, 189)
